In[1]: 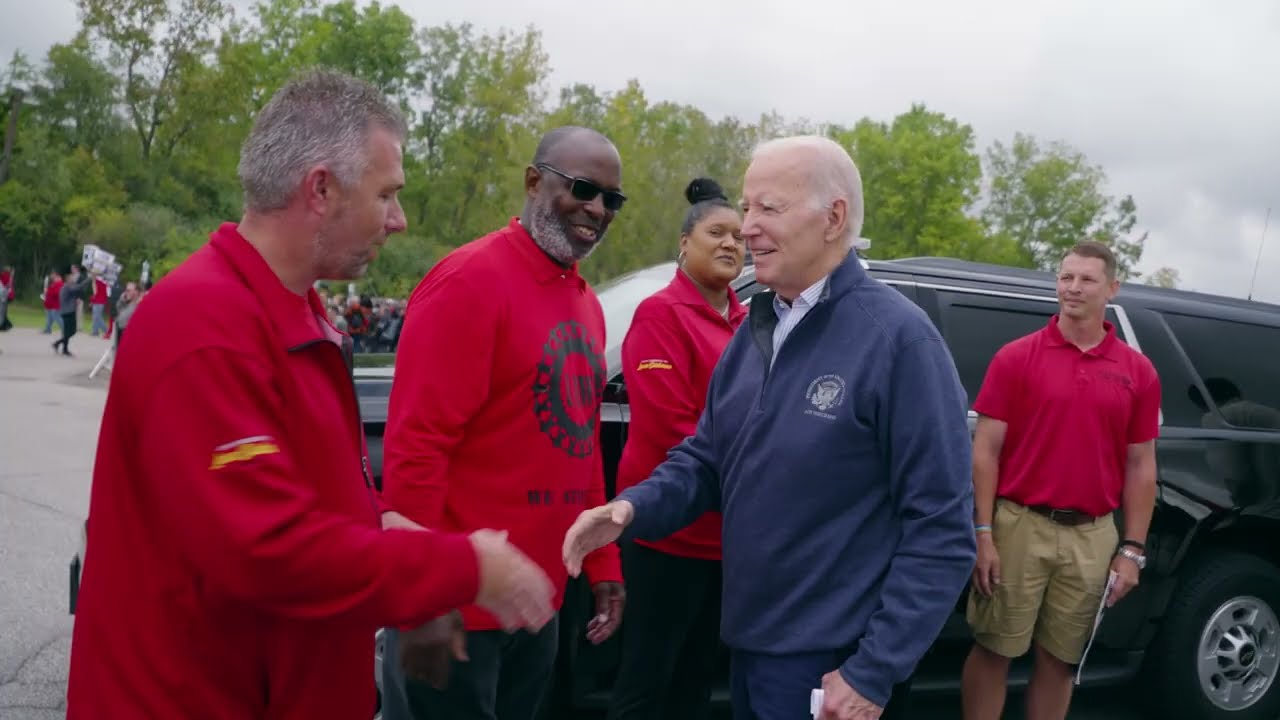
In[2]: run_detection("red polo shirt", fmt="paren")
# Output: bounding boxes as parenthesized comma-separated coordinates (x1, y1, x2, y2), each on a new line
(68, 223, 480, 720)
(615, 269, 747, 560)
(973, 315, 1161, 517)
(383, 217, 623, 632)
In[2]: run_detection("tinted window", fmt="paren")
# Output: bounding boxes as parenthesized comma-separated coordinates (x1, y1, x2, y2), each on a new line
(935, 290, 1125, 406)
(1122, 309, 1202, 427)
(1163, 312, 1280, 431)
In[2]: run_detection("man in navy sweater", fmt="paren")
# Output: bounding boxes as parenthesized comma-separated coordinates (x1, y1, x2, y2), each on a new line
(564, 135, 976, 720)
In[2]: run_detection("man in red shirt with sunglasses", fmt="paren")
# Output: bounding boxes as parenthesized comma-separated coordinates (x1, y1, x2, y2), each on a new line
(382, 126, 627, 720)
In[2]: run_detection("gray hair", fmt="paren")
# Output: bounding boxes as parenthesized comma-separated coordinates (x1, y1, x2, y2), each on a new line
(238, 68, 408, 212)
(751, 135, 864, 241)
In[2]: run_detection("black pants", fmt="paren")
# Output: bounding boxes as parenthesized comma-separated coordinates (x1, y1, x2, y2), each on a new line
(607, 541, 722, 720)
(53, 312, 76, 354)
(400, 615, 559, 720)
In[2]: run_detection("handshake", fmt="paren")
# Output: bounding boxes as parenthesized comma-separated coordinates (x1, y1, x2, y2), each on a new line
(398, 527, 555, 689)
(468, 528, 556, 632)
(392, 503, 636, 690)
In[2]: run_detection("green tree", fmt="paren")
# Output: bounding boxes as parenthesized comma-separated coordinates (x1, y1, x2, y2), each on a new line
(830, 104, 999, 264)
(76, 0, 232, 160)
(1143, 266, 1181, 289)
(33, 35, 121, 153)
(982, 132, 1146, 277)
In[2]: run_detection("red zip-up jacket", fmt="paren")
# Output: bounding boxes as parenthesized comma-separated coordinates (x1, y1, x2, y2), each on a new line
(384, 218, 623, 632)
(44, 279, 62, 309)
(67, 224, 480, 720)
(615, 269, 746, 559)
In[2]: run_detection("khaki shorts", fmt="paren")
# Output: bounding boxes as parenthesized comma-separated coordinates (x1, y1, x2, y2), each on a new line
(966, 499, 1118, 664)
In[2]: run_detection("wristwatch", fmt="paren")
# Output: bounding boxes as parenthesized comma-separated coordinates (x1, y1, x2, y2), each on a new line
(1118, 546, 1146, 570)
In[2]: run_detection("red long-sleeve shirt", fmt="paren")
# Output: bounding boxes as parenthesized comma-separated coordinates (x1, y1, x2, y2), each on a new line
(43, 279, 62, 309)
(615, 269, 747, 559)
(67, 224, 479, 720)
(384, 218, 623, 631)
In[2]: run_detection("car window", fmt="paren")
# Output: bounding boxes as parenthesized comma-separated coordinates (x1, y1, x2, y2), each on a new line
(596, 265, 677, 352)
(1162, 312, 1280, 431)
(933, 290, 1125, 407)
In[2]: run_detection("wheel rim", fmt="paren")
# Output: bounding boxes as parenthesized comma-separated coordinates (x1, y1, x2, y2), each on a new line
(1197, 595, 1280, 711)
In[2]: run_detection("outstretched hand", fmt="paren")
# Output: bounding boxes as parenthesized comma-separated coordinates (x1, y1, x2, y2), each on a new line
(562, 501, 634, 577)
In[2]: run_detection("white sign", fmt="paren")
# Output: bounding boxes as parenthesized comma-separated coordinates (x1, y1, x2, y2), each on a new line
(82, 245, 124, 286)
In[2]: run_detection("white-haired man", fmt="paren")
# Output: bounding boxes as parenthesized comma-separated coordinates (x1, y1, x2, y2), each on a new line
(67, 69, 555, 720)
(563, 135, 977, 720)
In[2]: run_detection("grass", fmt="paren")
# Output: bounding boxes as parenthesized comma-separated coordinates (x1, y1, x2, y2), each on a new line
(4, 303, 47, 329)
(353, 352, 396, 368)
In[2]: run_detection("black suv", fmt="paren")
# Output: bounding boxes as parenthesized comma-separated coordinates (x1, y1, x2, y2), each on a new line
(356, 255, 1280, 720)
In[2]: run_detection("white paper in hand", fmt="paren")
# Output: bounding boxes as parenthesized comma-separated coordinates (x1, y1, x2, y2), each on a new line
(810, 688, 824, 719)
(1074, 570, 1119, 685)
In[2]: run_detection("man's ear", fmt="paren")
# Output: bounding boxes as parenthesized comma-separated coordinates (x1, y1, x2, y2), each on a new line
(303, 165, 337, 215)
(524, 165, 541, 200)
(824, 198, 848, 243)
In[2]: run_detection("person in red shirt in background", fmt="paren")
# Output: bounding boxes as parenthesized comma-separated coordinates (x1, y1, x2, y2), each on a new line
(606, 177, 747, 720)
(381, 125, 627, 720)
(66, 69, 555, 720)
(0, 265, 13, 331)
(960, 241, 1160, 720)
(89, 274, 109, 336)
(42, 271, 63, 334)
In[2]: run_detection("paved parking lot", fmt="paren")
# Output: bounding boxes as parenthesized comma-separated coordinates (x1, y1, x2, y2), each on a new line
(0, 327, 1141, 719)
(0, 329, 110, 719)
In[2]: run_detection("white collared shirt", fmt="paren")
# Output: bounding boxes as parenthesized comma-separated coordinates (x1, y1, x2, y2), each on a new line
(771, 276, 828, 365)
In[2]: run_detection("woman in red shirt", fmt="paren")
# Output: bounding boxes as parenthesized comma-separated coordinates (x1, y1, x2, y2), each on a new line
(607, 177, 747, 720)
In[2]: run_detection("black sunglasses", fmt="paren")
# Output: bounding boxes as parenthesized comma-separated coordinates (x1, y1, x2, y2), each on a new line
(536, 164, 627, 212)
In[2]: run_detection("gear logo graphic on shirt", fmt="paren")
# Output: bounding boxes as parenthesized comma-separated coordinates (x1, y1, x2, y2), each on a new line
(533, 320, 606, 458)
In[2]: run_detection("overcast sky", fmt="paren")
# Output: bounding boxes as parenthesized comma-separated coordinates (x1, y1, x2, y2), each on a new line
(2, 0, 1278, 303)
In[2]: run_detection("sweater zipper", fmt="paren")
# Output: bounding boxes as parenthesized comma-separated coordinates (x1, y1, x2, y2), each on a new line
(756, 298, 825, 411)
(289, 338, 380, 519)
(339, 338, 381, 519)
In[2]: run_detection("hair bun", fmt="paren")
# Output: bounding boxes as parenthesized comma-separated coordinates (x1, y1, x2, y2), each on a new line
(685, 177, 726, 205)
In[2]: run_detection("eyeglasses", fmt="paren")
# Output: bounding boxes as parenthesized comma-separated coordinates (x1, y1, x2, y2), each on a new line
(536, 164, 627, 212)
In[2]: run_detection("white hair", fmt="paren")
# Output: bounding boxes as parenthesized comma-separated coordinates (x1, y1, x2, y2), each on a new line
(751, 135, 864, 241)
(238, 68, 408, 212)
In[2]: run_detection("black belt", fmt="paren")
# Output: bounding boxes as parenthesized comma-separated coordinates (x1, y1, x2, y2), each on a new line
(1026, 504, 1097, 526)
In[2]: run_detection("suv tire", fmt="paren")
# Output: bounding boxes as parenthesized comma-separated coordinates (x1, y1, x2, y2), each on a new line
(1145, 551, 1280, 720)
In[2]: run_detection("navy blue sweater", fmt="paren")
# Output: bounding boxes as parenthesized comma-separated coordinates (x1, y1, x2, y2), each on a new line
(618, 252, 976, 706)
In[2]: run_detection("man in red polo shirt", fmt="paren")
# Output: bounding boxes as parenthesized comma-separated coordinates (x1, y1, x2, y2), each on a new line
(381, 126, 626, 720)
(959, 240, 1160, 720)
(66, 69, 555, 720)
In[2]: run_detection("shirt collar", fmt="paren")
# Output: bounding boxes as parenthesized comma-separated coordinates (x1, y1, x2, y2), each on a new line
(504, 217, 588, 290)
(669, 268, 748, 324)
(1044, 314, 1121, 359)
(209, 223, 335, 351)
(774, 275, 828, 317)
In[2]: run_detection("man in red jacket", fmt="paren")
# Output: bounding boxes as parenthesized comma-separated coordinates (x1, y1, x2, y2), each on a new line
(66, 69, 556, 720)
(381, 126, 627, 720)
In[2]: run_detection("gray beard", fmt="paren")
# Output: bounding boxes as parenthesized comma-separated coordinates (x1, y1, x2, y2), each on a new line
(527, 201, 601, 265)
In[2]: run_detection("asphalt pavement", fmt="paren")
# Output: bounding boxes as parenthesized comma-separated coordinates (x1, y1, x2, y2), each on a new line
(0, 326, 1142, 720)
(1, 328, 111, 719)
